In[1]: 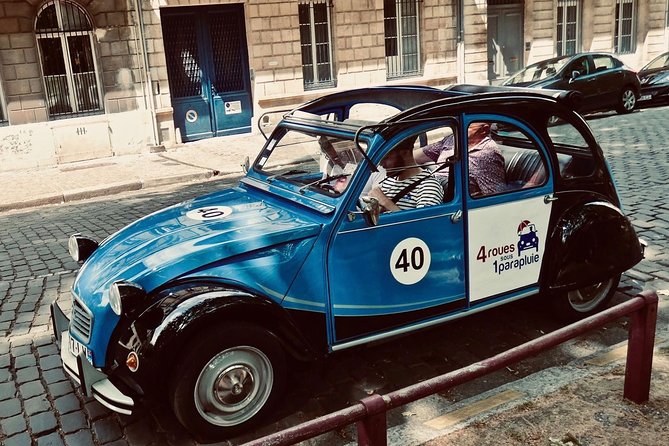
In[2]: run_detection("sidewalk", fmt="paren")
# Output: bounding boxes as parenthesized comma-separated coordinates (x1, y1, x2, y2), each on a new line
(423, 337, 669, 446)
(0, 132, 267, 213)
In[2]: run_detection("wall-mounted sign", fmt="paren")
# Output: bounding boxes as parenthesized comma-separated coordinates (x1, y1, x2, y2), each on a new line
(225, 101, 242, 115)
(185, 110, 198, 123)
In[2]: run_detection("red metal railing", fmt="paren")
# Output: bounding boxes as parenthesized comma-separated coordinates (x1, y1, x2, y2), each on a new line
(244, 291, 659, 446)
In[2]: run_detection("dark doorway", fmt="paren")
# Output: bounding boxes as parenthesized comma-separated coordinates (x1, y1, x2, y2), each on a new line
(161, 4, 252, 142)
(487, 1, 524, 84)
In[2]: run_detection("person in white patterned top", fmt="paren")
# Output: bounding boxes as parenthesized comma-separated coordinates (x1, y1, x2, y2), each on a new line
(368, 137, 444, 212)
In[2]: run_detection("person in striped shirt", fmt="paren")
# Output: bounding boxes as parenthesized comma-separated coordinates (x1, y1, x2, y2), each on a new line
(368, 137, 444, 212)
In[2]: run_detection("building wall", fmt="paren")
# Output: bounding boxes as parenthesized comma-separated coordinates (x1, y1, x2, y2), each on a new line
(524, 0, 669, 69)
(0, 0, 667, 171)
(0, 0, 152, 170)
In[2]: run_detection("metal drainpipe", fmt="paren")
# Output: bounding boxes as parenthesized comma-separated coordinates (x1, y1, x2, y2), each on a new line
(457, 0, 465, 83)
(133, 0, 161, 148)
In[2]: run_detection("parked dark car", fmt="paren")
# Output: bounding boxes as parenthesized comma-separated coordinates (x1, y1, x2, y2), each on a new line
(503, 52, 641, 114)
(638, 51, 669, 106)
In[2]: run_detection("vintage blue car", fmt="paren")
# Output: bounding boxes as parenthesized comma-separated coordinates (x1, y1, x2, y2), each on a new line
(51, 85, 643, 441)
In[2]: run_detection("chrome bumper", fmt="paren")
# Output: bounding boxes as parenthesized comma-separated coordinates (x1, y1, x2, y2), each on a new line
(51, 303, 135, 415)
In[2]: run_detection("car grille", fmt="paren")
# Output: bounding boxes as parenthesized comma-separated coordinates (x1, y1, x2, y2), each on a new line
(70, 296, 93, 343)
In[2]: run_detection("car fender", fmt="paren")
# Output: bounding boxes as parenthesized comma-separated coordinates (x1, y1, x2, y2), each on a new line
(543, 200, 643, 292)
(109, 282, 321, 396)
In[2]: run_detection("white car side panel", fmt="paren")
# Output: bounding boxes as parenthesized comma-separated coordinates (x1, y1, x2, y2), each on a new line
(468, 196, 552, 302)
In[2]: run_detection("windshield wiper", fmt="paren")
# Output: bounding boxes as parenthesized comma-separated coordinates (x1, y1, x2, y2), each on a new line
(267, 169, 309, 182)
(298, 174, 348, 194)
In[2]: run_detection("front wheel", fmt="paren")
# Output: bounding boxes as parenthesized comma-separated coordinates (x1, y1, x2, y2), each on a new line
(551, 275, 620, 322)
(616, 87, 636, 114)
(170, 323, 286, 442)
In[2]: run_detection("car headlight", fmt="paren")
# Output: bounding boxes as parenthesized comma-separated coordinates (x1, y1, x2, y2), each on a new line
(68, 234, 99, 263)
(109, 281, 146, 316)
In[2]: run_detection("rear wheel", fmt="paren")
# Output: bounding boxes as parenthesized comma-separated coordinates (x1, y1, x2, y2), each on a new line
(551, 275, 620, 321)
(170, 323, 286, 442)
(616, 87, 636, 114)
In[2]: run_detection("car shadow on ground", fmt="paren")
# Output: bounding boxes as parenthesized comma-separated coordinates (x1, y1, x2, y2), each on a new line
(142, 293, 632, 445)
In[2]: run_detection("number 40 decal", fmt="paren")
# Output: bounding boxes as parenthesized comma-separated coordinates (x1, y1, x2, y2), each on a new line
(389, 238, 431, 285)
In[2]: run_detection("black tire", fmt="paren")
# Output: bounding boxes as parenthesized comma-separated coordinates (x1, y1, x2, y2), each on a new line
(551, 275, 620, 322)
(616, 87, 636, 114)
(170, 323, 286, 442)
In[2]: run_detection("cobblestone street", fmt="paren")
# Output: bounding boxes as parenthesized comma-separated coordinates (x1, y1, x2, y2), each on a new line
(0, 105, 668, 445)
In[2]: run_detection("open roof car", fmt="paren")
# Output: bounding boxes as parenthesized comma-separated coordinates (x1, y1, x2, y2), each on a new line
(51, 85, 644, 442)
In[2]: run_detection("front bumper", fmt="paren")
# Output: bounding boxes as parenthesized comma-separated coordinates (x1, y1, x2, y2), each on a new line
(638, 85, 669, 104)
(51, 303, 135, 415)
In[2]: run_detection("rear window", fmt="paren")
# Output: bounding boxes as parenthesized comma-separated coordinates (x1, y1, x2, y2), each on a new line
(546, 119, 595, 179)
(592, 55, 616, 72)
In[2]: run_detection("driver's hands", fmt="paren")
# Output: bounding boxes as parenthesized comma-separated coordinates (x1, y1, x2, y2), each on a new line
(368, 187, 397, 212)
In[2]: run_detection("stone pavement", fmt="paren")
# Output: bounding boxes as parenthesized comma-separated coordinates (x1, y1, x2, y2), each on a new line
(0, 105, 668, 445)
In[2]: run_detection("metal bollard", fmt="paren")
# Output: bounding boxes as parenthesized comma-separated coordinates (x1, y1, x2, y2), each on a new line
(624, 290, 658, 403)
(356, 394, 388, 446)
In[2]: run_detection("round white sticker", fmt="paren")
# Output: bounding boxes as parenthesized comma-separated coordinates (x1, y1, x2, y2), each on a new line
(389, 237, 431, 285)
(186, 206, 233, 221)
(185, 109, 198, 123)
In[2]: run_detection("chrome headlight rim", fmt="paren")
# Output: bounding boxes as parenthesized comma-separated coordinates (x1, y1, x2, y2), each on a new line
(109, 281, 146, 317)
(68, 234, 99, 263)
(109, 283, 123, 316)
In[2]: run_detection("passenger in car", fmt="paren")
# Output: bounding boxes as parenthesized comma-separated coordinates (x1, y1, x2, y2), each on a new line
(414, 122, 506, 197)
(368, 137, 443, 211)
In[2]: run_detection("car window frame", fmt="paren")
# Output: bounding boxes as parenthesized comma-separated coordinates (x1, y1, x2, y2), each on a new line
(346, 118, 462, 223)
(463, 114, 553, 202)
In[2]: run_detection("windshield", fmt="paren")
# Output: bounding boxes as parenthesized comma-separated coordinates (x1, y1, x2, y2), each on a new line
(506, 57, 570, 84)
(642, 52, 669, 71)
(254, 128, 366, 196)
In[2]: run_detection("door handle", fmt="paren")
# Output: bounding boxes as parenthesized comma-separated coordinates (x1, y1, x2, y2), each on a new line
(450, 209, 463, 223)
(544, 194, 558, 204)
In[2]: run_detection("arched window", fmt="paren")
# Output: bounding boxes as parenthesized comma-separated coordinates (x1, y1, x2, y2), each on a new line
(35, 0, 103, 118)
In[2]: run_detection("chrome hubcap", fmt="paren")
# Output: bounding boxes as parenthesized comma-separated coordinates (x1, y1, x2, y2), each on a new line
(622, 90, 635, 110)
(194, 346, 273, 427)
(215, 365, 254, 404)
(567, 278, 614, 313)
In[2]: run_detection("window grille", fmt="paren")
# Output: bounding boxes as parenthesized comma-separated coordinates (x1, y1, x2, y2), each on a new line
(35, 0, 103, 119)
(162, 13, 203, 99)
(298, 0, 335, 90)
(384, 0, 421, 79)
(614, 0, 635, 54)
(556, 0, 580, 56)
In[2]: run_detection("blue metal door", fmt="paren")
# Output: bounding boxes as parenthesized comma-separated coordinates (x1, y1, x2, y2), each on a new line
(327, 170, 466, 344)
(162, 5, 252, 142)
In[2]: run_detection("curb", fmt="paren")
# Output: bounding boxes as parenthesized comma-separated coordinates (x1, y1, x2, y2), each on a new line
(0, 171, 223, 213)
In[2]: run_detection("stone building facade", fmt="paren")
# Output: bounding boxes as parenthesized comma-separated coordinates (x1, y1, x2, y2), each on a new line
(0, 0, 667, 172)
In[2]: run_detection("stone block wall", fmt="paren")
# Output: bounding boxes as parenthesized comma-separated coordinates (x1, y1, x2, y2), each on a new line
(525, 0, 668, 69)
(0, 2, 46, 125)
(524, 0, 556, 65)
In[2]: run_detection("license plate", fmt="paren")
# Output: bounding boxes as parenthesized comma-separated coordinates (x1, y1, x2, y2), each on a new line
(69, 336, 93, 363)
(639, 94, 652, 101)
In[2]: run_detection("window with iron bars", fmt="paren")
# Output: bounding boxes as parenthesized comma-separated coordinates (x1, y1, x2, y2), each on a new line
(35, 0, 103, 119)
(614, 0, 636, 54)
(556, 0, 581, 56)
(299, 0, 335, 90)
(384, 0, 421, 79)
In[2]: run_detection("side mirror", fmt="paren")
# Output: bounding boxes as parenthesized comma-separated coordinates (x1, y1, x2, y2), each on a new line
(358, 196, 381, 226)
(241, 156, 250, 173)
